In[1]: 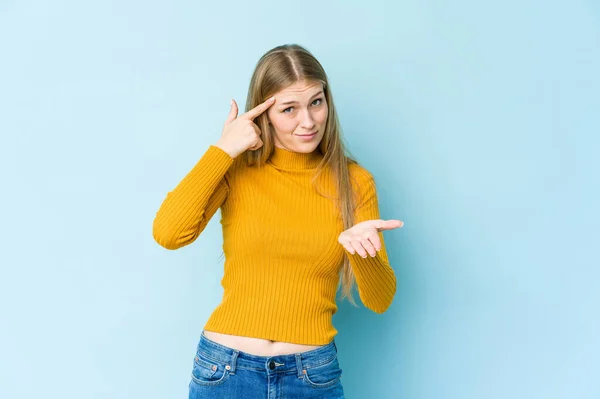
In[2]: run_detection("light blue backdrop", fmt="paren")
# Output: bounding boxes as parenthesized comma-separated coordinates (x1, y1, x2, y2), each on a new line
(1, 1, 598, 398)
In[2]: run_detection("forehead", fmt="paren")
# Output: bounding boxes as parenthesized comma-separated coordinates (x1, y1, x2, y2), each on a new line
(275, 80, 323, 98)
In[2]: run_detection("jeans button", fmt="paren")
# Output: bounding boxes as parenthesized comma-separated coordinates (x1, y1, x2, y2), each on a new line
(269, 360, 275, 370)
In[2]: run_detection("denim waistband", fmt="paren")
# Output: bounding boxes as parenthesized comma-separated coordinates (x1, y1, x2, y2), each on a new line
(197, 330, 338, 377)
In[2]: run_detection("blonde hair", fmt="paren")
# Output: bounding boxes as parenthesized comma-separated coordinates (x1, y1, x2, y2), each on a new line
(239, 43, 362, 307)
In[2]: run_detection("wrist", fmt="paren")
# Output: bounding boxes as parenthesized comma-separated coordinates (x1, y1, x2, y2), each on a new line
(214, 141, 237, 158)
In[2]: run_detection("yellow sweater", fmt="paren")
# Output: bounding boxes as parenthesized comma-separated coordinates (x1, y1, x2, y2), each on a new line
(153, 145, 396, 345)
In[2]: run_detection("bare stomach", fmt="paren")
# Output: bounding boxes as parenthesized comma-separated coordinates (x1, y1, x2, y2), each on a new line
(203, 330, 323, 356)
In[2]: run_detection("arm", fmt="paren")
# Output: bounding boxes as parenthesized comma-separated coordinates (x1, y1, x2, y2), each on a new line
(152, 145, 235, 250)
(348, 169, 397, 313)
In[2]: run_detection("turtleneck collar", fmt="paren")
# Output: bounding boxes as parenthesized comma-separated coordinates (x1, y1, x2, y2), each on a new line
(268, 145, 323, 170)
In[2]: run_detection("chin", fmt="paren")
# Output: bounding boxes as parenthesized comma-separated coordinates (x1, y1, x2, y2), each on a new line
(298, 142, 321, 152)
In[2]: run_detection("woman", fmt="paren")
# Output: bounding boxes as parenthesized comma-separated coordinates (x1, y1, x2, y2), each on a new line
(153, 44, 403, 398)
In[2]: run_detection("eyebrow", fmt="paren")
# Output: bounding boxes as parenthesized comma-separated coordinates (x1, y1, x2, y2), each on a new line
(279, 90, 324, 106)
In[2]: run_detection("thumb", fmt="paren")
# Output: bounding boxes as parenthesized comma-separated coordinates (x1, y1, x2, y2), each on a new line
(225, 99, 238, 123)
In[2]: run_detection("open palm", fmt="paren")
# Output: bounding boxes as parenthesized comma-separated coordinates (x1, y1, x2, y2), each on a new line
(338, 219, 403, 258)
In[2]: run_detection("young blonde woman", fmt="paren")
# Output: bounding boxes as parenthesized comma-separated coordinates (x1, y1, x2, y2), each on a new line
(153, 43, 404, 399)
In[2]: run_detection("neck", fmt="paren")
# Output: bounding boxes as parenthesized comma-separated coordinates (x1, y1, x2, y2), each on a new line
(268, 145, 323, 170)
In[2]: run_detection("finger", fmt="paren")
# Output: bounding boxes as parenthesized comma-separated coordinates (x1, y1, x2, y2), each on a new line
(341, 243, 356, 256)
(368, 232, 382, 252)
(251, 121, 261, 135)
(241, 96, 276, 120)
(249, 138, 263, 151)
(225, 99, 238, 124)
(350, 240, 368, 258)
(376, 219, 404, 232)
(359, 237, 377, 257)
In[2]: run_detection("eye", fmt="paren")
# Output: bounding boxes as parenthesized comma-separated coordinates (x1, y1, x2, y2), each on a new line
(282, 98, 324, 114)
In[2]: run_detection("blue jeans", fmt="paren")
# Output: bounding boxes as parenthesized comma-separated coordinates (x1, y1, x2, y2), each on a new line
(188, 330, 345, 398)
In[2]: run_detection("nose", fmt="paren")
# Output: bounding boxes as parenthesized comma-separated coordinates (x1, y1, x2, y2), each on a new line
(299, 108, 315, 130)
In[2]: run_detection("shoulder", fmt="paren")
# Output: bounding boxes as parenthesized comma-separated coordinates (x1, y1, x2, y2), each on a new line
(348, 161, 376, 190)
(225, 151, 249, 176)
(346, 162, 380, 208)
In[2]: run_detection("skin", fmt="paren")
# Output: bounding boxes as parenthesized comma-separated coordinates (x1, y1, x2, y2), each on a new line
(206, 80, 403, 356)
(265, 79, 328, 152)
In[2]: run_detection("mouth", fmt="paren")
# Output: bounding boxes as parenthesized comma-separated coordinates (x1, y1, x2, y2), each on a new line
(297, 131, 318, 137)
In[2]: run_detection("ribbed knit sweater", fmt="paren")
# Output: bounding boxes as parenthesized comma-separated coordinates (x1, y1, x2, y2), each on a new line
(153, 144, 396, 345)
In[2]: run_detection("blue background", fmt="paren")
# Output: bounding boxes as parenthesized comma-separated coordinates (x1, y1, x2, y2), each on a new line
(1, 1, 598, 398)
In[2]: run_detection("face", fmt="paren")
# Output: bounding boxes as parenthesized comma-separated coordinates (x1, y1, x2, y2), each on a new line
(266, 79, 328, 153)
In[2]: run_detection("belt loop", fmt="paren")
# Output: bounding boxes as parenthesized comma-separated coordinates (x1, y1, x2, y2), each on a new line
(295, 353, 304, 379)
(333, 340, 337, 353)
(229, 349, 239, 375)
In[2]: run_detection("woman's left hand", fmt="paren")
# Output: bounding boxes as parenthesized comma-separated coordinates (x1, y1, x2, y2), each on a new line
(338, 219, 404, 258)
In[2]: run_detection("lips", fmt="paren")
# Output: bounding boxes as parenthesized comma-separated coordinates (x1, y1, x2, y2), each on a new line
(298, 131, 317, 136)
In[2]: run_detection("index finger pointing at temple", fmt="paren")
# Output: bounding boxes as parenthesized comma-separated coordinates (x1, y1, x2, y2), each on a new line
(241, 96, 276, 120)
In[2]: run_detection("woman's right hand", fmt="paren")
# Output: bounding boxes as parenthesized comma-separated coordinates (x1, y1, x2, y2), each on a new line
(215, 96, 276, 158)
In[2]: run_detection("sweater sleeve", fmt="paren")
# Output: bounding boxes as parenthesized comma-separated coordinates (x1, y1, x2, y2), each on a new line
(348, 168, 397, 314)
(152, 145, 235, 250)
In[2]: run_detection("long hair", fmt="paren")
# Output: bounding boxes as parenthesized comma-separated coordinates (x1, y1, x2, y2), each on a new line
(238, 43, 361, 306)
